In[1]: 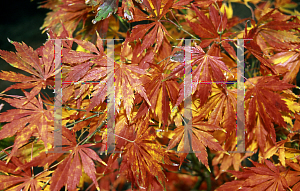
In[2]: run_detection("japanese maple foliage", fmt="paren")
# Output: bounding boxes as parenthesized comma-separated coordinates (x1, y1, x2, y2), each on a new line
(1, 0, 300, 190)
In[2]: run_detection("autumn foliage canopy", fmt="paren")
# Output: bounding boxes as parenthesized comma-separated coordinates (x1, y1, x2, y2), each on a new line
(1, 0, 300, 190)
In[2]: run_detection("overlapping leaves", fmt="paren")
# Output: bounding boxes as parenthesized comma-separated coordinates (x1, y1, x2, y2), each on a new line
(0, 40, 56, 102)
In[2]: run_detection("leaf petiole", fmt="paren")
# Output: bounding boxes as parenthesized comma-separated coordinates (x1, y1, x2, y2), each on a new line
(165, 18, 199, 40)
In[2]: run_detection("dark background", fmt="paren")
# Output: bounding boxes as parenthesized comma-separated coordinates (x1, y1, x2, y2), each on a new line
(0, 0, 48, 58)
(0, 0, 49, 112)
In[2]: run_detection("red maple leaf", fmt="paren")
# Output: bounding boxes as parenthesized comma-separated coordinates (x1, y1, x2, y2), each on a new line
(0, 40, 57, 103)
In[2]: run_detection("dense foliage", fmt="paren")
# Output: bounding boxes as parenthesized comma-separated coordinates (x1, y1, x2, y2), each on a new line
(1, 0, 300, 190)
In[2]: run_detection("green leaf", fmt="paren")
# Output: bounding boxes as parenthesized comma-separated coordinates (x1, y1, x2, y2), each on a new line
(93, 0, 118, 23)
(0, 123, 15, 159)
(85, 0, 102, 6)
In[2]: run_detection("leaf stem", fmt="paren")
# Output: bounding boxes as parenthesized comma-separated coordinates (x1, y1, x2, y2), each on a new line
(165, 18, 199, 40)
(77, 128, 90, 142)
(79, 117, 109, 145)
(179, 113, 188, 125)
(115, 15, 129, 30)
(0, 145, 13, 154)
(237, 70, 255, 86)
(157, 55, 173, 65)
(33, 157, 65, 178)
(43, 102, 104, 114)
(204, 169, 212, 191)
(0, 93, 25, 98)
(66, 114, 100, 128)
(41, 178, 51, 190)
(114, 134, 135, 143)
(245, 2, 255, 20)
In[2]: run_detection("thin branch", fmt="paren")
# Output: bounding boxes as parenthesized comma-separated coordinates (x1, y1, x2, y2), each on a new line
(34, 157, 66, 178)
(237, 70, 255, 86)
(164, 18, 199, 40)
(41, 178, 51, 190)
(0, 145, 13, 154)
(114, 134, 135, 143)
(43, 102, 104, 114)
(31, 142, 34, 175)
(0, 93, 25, 98)
(66, 114, 100, 128)
(245, 2, 255, 20)
(79, 117, 109, 145)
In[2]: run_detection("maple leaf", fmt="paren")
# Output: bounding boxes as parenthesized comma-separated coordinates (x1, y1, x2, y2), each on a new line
(245, 44, 278, 75)
(41, 0, 93, 35)
(113, 61, 151, 119)
(173, 44, 231, 107)
(188, 4, 229, 47)
(93, 0, 118, 22)
(242, 10, 300, 75)
(134, 40, 181, 128)
(16, 125, 79, 169)
(212, 130, 255, 179)
(41, 0, 111, 40)
(188, 3, 247, 54)
(285, 159, 300, 190)
(216, 159, 290, 191)
(0, 91, 53, 161)
(66, 39, 152, 119)
(140, 70, 178, 128)
(220, 2, 233, 19)
(172, 0, 193, 9)
(19, 127, 107, 191)
(0, 156, 52, 191)
(167, 118, 224, 171)
(81, 60, 151, 119)
(59, 33, 108, 110)
(245, 76, 295, 151)
(120, 0, 135, 20)
(262, 140, 287, 166)
(193, 0, 223, 8)
(3, 0, 300, 190)
(271, 48, 300, 83)
(280, 92, 300, 132)
(275, 0, 298, 15)
(101, 16, 127, 40)
(241, 27, 277, 75)
(128, 0, 173, 57)
(50, 143, 106, 191)
(0, 39, 56, 103)
(245, 9, 300, 56)
(106, 115, 173, 190)
(91, 0, 143, 22)
(213, 151, 245, 179)
(94, 159, 127, 191)
(211, 102, 258, 178)
(61, 31, 105, 65)
(195, 85, 237, 135)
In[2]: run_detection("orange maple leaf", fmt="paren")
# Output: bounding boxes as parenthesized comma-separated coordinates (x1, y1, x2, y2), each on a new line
(245, 76, 294, 150)
(216, 159, 290, 191)
(0, 40, 56, 103)
(0, 91, 53, 161)
(0, 156, 51, 191)
(167, 119, 224, 171)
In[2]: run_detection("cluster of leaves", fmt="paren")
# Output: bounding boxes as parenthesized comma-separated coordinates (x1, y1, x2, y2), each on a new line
(1, 0, 300, 190)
